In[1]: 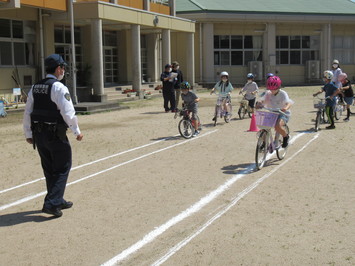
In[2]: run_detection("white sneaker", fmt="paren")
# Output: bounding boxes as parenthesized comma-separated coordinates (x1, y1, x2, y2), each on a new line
(192, 130, 200, 137)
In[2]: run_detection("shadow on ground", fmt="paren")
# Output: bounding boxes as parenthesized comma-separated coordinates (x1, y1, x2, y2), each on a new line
(0, 210, 57, 226)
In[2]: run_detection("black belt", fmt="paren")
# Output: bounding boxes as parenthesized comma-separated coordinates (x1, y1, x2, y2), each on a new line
(32, 121, 57, 132)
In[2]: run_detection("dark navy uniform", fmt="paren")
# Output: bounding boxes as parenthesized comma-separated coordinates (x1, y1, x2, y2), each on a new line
(160, 64, 176, 112)
(23, 54, 82, 217)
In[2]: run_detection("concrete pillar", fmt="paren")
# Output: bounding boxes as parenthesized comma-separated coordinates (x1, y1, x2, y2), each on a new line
(169, 0, 176, 16)
(146, 33, 159, 82)
(143, 0, 150, 11)
(131, 24, 143, 98)
(202, 23, 214, 83)
(265, 23, 276, 76)
(162, 29, 171, 67)
(91, 19, 105, 102)
(321, 24, 332, 72)
(186, 32, 195, 87)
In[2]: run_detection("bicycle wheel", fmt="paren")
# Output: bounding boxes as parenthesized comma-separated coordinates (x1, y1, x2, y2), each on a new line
(334, 105, 342, 120)
(193, 115, 202, 131)
(213, 107, 218, 126)
(224, 104, 232, 123)
(238, 106, 247, 119)
(276, 125, 289, 160)
(314, 111, 321, 132)
(178, 119, 194, 139)
(255, 130, 269, 170)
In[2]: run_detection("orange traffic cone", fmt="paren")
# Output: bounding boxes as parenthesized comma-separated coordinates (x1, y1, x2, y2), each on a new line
(248, 113, 259, 132)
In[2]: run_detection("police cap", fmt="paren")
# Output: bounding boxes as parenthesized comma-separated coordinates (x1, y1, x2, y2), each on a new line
(45, 54, 67, 69)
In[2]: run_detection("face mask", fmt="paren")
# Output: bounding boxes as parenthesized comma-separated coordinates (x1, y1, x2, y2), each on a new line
(175, 66, 179, 70)
(169, 68, 172, 72)
(58, 74, 65, 81)
(222, 78, 228, 83)
(332, 64, 338, 69)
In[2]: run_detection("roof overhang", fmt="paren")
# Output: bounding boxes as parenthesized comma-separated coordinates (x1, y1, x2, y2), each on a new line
(178, 12, 355, 24)
(61, 1, 196, 33)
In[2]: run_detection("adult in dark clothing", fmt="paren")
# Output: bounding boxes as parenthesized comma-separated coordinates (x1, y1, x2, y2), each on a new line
(23, 54, 83, 218)
(171, 61, 184, 110)
(339, 73, 354, 121)
(160, 64, 176, 112)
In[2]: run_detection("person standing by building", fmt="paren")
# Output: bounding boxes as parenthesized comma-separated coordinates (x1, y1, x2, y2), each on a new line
(160, 64, 176, 112)
(338, 73, 354, 122)
(171, 61, 184, 111)
(331, 59, 343, 89)
(23, 54, 83, 218)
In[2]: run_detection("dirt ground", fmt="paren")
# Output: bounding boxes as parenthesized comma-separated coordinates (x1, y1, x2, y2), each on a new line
(0, 86, 354, 266)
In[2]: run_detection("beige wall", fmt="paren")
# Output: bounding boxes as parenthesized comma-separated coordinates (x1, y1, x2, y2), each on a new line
(193, 21, 355, 85)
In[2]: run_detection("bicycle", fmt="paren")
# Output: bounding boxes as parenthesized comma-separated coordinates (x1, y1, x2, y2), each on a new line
(0, 101, 7, 117)
(174, 106, 201, 139)
(255, 108, 290, 170)
(238, 93, 252, 119)
(313, 95, 328, 132)
(212, 95, 232, 126)
(334, 96, 343, 120)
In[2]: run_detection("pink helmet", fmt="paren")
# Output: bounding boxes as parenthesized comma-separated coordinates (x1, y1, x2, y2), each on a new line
(266, 76, 282, 90)
(338, 73, 347, 82)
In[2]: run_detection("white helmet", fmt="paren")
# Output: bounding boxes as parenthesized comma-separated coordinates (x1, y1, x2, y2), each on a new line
(323, 70, 333, 80)
(220, 71, 229, 77)
(332, 59, 339, 64)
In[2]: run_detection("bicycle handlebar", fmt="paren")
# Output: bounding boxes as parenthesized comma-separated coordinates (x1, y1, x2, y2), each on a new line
(258, 107, 287, 116)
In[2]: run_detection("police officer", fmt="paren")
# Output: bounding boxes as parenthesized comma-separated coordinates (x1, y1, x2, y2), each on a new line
(23, 54, 83, 218)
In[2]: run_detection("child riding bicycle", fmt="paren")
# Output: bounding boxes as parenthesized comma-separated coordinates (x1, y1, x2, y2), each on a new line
(257, 76, 293, 148)
(239, 73, 259, 114)
(210, 71, 234, 121)
(181, 81, 200, 137)
(313, 70, 340, 129)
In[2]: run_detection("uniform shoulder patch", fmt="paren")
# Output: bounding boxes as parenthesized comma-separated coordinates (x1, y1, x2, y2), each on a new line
(64, 93, 71, 101)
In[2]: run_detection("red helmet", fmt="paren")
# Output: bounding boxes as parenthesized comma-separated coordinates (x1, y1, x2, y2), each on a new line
(266, 76, 282, 90)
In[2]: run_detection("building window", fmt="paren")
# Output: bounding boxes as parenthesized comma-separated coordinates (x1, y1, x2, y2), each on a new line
(214, 35, 263, 66)
(333, 36, 355, 64)
(54, 25, 82, 83)
(276, 35, 320, 65)
(0, 19, 35, 66)
(103, 30, 119, 85)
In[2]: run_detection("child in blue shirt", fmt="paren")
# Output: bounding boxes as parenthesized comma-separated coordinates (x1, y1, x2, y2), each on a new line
(313, 70, 340, 129)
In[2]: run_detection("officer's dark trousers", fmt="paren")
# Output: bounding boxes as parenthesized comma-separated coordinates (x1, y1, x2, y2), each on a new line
(34, 129, 72, 209)
(163, 88, 176, 111)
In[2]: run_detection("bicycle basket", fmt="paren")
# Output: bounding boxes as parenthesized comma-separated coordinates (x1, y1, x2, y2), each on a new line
(313, 98, 326, 109)
(255, 110, 279, 129)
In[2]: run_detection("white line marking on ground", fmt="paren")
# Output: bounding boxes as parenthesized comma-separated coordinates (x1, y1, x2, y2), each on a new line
(0, 135, 178, 195)
(102, 132, 314, 266)
(151, 133, 319, 266)
(0, 130, 217, 212)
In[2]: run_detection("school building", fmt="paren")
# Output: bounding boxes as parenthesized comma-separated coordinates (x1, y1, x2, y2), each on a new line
(1, 0, 355, 103)
(0, 0, 195, 102)
(176, 0, 355, 86)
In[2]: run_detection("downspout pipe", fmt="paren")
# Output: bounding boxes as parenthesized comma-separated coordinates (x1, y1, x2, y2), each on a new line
(69, 0, 78, 104)
(39, 9, 45, 79)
